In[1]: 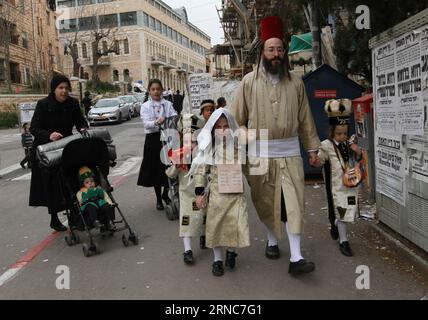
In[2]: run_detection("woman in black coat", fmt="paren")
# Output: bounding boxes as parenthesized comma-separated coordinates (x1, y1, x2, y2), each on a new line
(30, 75, 88, 231)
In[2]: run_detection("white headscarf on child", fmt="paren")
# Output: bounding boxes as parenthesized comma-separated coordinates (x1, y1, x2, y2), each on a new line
(186, 108, 240, 179)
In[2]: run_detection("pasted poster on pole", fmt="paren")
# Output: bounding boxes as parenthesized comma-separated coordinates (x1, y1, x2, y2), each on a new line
(375, 134, 407, 206)
(188, 73, 214, 114)
(373, 40, 397, 133)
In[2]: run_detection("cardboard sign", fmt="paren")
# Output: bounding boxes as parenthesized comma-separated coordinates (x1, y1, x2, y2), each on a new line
(217, 164, 243, 193)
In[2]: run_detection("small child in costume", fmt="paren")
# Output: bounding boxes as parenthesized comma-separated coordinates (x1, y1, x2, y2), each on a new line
(20, 123, 33, 169)
(190, 108, 250, 277)
(317, 99, 362, 257)
(166, 113, 207, 266)
(76, 166, 115, 230)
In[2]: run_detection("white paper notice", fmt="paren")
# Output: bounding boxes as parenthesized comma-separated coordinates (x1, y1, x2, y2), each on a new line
(217, 164, 244, 194)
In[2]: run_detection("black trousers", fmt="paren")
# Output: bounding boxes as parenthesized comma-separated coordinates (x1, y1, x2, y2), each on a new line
(281, 188, 288, 223)
(83, 204, 115, 227)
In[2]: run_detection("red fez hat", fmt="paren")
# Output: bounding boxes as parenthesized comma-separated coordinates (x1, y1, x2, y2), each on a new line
(260, 16, 284, 42)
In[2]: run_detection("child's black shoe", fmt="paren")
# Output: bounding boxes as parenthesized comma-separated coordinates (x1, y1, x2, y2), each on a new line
(183, 250, 194, 265)
(225, 250, 237, 269)
(212, 261, 224, 277)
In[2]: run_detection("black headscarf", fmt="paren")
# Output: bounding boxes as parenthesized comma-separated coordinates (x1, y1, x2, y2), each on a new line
(50, 74, 71, 93)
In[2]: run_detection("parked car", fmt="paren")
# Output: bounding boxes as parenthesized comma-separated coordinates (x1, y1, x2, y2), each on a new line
(118, 95, 140, 117)
(88, 98, 132, 125)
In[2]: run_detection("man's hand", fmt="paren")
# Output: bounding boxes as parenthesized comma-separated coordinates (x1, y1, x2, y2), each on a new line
(195, 195, 206, 209)
(308, 151, 320, 167)
(49, 132, 63, 141)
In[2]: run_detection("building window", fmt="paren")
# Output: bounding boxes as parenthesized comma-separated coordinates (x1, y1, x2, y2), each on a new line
(155, 19, 161, 33)
(102, 41, 108, 54)
(167, 26, 172, 39)
(79, 16, 96, 31)
(59, 18, 77, 33)
(99, 14, 118, 29)
(10, 62, 21, 84)
(72, 44, 79, 59)
(114, 40, 120, 55)
(123, 69, 130, 82)
(143, 13, 149, 27)
(82, 43, 88, 58)
(113, 70, 119, 82)
(123, 39, 129, 54)
(78, 0, 95, 5)
(24, 67, 31, 85)
(84, 72, 89, 80)
(22, 32, 29, 49)
(57, 0, 75, 8)
(120, 12, 137, 26)
(149, 16, 155, 30)
(162, 23, 167, 37)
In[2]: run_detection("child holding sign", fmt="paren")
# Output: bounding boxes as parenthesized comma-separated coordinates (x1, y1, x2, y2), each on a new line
(190, 108, 250, 277)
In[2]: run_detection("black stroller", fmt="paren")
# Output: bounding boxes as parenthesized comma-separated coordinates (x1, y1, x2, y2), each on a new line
(160, 116, 180, 221)
(37, 129, 139, 257)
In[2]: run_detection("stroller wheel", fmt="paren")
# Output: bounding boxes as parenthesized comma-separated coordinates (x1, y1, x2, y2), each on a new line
(82, 243, 91, 257)
(122, 234, 130, 247)
(65, 235, 74, 247)
(165, 205, 176, 221)
(71, 232, 80, 244)
(129, 232, 139, 245)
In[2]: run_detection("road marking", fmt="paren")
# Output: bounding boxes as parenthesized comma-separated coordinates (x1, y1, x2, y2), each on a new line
(0, 133, 20, 145)
(11, 172, 32, 181)
(109, 157, 142, 177)
(0, 231, 61, 287)
(0, 170, 129, 288)
(0, 164, 21, 176)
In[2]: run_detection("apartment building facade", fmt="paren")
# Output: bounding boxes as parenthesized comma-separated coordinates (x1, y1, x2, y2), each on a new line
(58, 0, 211, 92)
(0, 0, 63, 92)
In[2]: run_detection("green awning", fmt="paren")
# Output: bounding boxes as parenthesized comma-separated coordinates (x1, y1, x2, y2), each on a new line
(288, 32, 312, 55)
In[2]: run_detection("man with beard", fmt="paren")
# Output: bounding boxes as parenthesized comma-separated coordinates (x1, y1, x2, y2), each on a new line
(230, 16, 321, 275)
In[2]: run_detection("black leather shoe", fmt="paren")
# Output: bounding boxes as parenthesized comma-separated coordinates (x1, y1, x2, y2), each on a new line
(156, 202, 164, 210)
(330, 224, 339, 240)
(50, 214, 67, 232)
(339, 241, 353, 257)
(225, 250, 238, 269)
(183, 250, 194, 265)
(212, 261, 224, 277)
(265, 244, 280, 259)
(288, 259, 315, 275)
(200, 236, 207, 249)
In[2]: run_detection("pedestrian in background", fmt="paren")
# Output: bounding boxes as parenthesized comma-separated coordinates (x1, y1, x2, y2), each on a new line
(82, 91, 92, 116)
(173, 90, 184, 115)
(216, 97, 227, 109)
(20, 123, 33, 169)
(138, 79, 177, 210)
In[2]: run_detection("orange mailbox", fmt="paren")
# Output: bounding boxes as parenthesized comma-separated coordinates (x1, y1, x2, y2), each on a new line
(352, 94, 375, 202)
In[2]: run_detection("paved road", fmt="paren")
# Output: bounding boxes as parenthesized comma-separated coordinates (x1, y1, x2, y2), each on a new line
(0, 118, 427, 299)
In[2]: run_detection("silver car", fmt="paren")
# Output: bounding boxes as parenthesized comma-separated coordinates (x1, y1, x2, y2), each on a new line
(118, 95, 140, 117)
(88, 98, 132, 125)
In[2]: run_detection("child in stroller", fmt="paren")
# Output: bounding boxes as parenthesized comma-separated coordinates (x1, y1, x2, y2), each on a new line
(76, 166, 115, 231)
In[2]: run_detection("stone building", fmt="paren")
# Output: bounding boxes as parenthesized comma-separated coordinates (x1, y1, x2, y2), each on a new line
(58, 0, 211, 92)
(0, 0, 63, 93)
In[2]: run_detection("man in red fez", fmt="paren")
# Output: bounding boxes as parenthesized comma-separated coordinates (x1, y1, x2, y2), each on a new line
(230, 16, 321, 275)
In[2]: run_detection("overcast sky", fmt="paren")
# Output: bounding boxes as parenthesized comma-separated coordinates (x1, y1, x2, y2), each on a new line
(162, 0, 224, 45)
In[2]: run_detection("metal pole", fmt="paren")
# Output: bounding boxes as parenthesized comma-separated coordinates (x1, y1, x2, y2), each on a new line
(311, 0, 322, 68)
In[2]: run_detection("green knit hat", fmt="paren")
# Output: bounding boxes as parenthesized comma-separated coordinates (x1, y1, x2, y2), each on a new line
(79, 166, 94, 184)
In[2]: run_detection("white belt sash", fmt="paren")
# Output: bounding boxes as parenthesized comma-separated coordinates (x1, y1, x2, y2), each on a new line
(248, 137, 301, 158)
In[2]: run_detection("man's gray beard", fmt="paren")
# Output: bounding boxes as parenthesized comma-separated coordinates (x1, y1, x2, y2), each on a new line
(262, 56, 286, 80)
